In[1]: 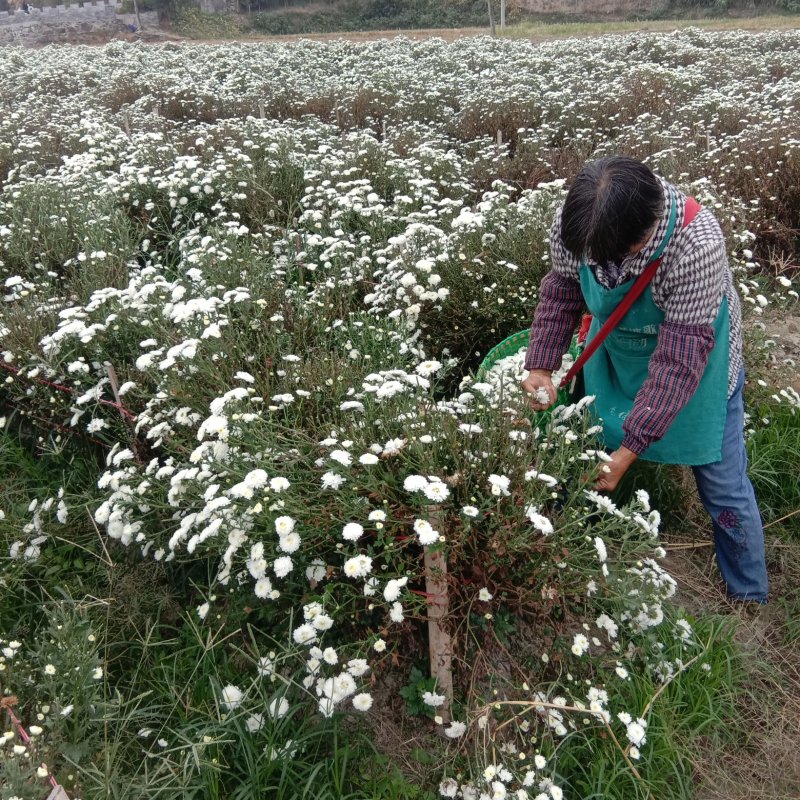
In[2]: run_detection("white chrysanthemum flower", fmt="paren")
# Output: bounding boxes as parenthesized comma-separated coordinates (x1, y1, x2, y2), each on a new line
(257, 656, 274, 677)
(524, 470, 559, 487)
(490, 781, 508, 799)
(352, 693, 373, 711)
(246, 713, 265, 732)
(330, 450, 352, 466)
(594, 536, 608, 563)
(273, 557, 293, 578)
(422, 480, 450, 502)
(359, 453, 379, 465)
(220, 684, 243, 710)
(382, 438, 406, 455)
(571, 634, 590, 657)
(275, 516, 295, 535)
(312, 614, 334, 632)
(478, 588, 493, 602)
(389, 602, 404, 623)
(333, 671, 357, 699)
(595, 613, 618, 638)
(318, 696, 337, 717)
(444, 720, 466, 738)
(278, 532, 301, 554)
(383, 577, 408, 602)
(306, 559, 327, 583)
(343, 555, 373, 579)
(368, 510, 386, 522)
(346, 658, 369, 677)
(488, 474, 511, 496)
(413, 518, 440, 546)
(423, 691, 446, 707)
(268, 697, 290, 719)
(415, 360, 442, 377)
(342, 522, 364, 542)
(462, 505, 479, 517)
(197, 415, 229, 442)
(321, 472, 345, 489)
(585, 490, 618, 515)
(626, 719, 647, 747)
(404, 474, 428, 492)
(255, 577, 274, 599)
(526, 506, 554, 535)
(292, 623, 317, 645)
(269, 477, 290, 493)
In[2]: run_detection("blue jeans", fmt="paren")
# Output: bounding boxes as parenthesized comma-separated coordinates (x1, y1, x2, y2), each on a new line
(692, 369, 769, 602)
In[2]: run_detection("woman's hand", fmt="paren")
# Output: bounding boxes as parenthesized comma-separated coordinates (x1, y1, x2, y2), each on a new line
(594, 447, 638, 492)
(522, 369, 558, 411)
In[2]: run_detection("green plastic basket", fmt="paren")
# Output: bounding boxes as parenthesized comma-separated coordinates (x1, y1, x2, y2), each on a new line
(476, 329, 580, 407)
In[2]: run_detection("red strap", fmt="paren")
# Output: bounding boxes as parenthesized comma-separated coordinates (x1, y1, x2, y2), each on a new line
(558, 197, 701, 391)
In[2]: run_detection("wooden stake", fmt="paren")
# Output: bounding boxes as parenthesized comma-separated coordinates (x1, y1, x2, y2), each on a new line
(425, 509, 453, 723)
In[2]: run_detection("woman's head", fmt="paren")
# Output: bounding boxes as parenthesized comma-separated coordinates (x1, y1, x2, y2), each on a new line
(560, 156, 664, 265)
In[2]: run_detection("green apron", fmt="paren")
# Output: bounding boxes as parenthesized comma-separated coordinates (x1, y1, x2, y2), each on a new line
(579, 218, 730, 466)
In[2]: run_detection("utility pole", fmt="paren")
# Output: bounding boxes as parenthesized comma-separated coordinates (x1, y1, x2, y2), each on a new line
(500, 0, 505, 30)
(487, 0, 495, 36)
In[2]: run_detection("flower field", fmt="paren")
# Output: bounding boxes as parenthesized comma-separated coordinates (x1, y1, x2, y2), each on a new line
(1, 29, 799, 800)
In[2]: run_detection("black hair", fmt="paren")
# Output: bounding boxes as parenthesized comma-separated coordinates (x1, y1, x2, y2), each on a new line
(560, 156, 664, 265)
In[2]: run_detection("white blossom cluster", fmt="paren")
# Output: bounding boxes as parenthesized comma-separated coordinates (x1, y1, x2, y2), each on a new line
(2, 30, 797, 793)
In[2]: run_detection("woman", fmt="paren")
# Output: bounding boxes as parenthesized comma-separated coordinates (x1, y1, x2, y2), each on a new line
(522, 156, 769, 603)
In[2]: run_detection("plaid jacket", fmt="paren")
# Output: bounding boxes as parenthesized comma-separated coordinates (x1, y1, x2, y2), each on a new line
(524, 178, 744, 456)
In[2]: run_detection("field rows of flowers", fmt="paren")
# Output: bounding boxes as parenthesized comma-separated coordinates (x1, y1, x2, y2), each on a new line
(0, 29, 798, 800)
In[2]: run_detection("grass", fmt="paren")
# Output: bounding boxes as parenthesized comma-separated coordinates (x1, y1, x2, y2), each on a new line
(503, 13, 800, 41)
(747, 400, 800, 531)
(553, 616, 743, 800)
(165, 10, 800, 41)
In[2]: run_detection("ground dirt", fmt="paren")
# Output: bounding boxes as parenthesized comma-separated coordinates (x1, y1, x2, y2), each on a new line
(762, 309, 800, 392)
(665, 536, 800, 800)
